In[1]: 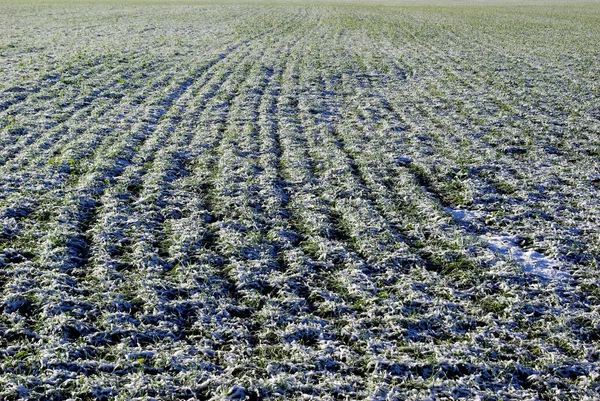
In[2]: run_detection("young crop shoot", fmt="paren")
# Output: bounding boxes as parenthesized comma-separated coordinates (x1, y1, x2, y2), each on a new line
(0, 1, 598, 400)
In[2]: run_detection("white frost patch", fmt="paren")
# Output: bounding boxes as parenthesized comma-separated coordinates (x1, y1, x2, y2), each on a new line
(485, 235, 570, 281)
(447, 208, 571, 281)
(445, 207, 485, 224)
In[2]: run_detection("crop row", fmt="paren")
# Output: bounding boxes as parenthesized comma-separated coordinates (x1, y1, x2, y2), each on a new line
(0, 3, 598, 400)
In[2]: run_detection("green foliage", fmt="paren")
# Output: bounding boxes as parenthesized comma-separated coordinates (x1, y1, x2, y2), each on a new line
(0, 1, 598, 400)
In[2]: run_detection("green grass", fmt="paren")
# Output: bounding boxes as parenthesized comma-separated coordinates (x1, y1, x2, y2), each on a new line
(0, 1, 599, 399)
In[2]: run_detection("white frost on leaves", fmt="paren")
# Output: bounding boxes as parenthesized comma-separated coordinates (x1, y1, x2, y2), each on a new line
(447, 208, 571, 281)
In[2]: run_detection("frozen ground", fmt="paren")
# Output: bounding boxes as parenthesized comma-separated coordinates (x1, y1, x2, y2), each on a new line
(0, 0, 599, 400)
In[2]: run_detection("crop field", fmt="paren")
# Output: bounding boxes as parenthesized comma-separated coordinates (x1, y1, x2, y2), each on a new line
(0, 0, 599, 399)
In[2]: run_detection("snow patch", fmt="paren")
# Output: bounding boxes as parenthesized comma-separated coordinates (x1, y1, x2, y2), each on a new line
(445, 208, 485, 223)
(447, 208, 571, 281)
(485, 234, 570, 281)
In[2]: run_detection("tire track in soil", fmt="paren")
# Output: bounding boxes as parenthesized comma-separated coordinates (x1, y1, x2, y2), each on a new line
(260, 36, 388, 393)
(0, 73, 62, 114)
(389, 16, 563, 202)
(336, 45, 588, 390)
(24, 72, 202, 273)
(198, 20, 358, 393)
(291, 48, 406, 277)
(319, 33, 447, 259)
(327, 30, 488, 274)
(0, 13, 281, 172)
(278, 48, 354, 262)
(249, 35, 369, 387)
(208, 57, 284, 363)
(325, 80, 414, 266)
(199, 55, 275, 298)
(373, 20, 574, 270)
(0, 35, 240, 175)
(0, 67, 178, 254)
(0, 54, 171, 224)
(129, 43, 283, 398)
(269, 36, 384, 375)
(0, 79, 123, 168)
(294, 49, 417, 346)
(220, 40, 319, 314)
(0, 42, 157, 119)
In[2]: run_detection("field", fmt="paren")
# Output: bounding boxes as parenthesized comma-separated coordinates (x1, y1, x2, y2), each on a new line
(1, 0, 599, 399)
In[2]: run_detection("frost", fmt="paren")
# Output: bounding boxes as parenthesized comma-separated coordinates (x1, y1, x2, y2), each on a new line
(448, 208, 571, 281)
(445, 208, 485, 223)
(485, 234, 571, 281)
(0, 2, 598, 400)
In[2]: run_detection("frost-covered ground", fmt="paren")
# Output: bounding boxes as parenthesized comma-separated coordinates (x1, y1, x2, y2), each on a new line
(0, 1, 599, 400)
